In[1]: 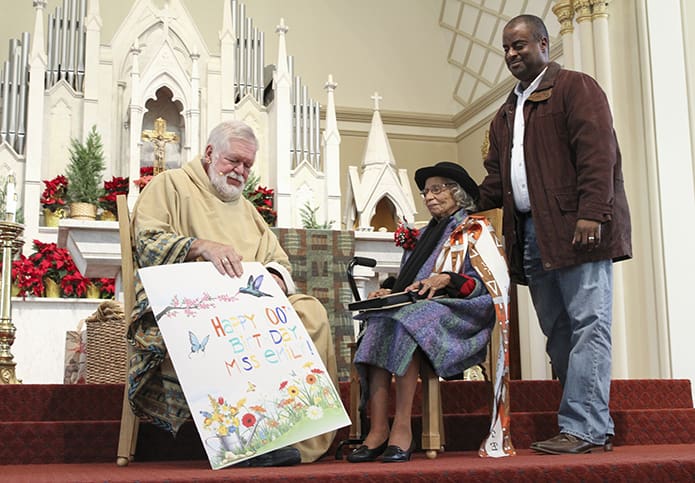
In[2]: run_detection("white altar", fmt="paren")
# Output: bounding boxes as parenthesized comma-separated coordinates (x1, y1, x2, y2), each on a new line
(11, 219, 122, 384)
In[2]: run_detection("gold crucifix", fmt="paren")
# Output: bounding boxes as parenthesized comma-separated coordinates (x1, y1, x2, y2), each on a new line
(142, 118, 180, 175)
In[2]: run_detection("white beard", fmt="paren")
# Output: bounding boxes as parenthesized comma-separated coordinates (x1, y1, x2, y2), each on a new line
(210, 170, 245, 201)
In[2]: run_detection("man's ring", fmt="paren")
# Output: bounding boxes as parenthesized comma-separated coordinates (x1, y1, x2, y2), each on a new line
(221, 258, 229, 264)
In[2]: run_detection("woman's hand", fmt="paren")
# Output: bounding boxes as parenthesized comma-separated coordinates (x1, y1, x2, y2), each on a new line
(368, 288, 392, 299)
(188, 239, 244, 277)
(406, 273, 451, 299)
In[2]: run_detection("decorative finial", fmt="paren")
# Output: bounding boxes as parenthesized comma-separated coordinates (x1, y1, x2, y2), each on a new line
(276, 18, 289, 34)
(324, 74, 337, 91)
(371, 92, 383, 111)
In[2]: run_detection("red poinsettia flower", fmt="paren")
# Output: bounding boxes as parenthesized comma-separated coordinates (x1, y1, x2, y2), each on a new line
(99, 176, 129, 213)
(40, 175, 68, 211)
(92, 277, 115, 298)
(249, 186, 277, 226)
(8, 255, 42, 297)
(133, 166, 154, 192)
(27, 240, 89, 297)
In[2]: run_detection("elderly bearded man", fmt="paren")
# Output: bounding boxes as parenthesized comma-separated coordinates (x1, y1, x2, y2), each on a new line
(126, 120, 338, 466)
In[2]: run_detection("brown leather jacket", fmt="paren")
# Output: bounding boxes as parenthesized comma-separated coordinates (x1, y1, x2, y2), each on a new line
(478, 62, 632, 284)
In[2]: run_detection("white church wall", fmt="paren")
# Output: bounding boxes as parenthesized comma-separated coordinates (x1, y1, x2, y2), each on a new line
(11, 297, 103, 384)
(43, 82, 84, 180)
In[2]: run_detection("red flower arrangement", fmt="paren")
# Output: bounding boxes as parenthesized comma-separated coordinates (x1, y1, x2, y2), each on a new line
(394, 218, 420, 250)
(40, 175, 68, 211)
(246, 185, 277, 226)
(99, 176, 129, 213)
(133, 166, 154, 192)
(28, 240, 89, 297)
(9, 255, 43, 297)
(92, 277, 116, 298)
(6, 242, 114, 298)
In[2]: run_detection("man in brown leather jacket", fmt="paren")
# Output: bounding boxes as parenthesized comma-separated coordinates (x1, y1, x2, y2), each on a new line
(478, 14, 632, 455)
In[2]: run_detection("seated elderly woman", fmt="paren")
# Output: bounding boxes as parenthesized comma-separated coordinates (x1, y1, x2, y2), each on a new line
(347, 161, 496, 463)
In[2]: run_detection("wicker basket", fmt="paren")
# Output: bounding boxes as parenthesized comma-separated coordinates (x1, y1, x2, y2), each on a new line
(85, 300, 127, 384)
(70, 202, 97, 220)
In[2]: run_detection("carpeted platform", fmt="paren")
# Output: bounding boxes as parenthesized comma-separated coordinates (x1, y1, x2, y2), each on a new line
(3, 445, 695, 482)
(0, 379, 694, 481)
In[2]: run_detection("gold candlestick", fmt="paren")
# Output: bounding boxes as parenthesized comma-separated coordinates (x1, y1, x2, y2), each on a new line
(0, 221, 24, 384)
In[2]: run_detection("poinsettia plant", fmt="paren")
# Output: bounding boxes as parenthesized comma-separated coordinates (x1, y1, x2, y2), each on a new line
(247, 186, 277, 226)
(133, 166, 154, 192)
(60, 268, 91, 298)
(9, 255, 43, 297)
(40, 175, 68, 211)
(92, 277, 116, 299)
(99, 176, 129, 213)
(27, 240, 90, 297)
(243, 171, 277, 226)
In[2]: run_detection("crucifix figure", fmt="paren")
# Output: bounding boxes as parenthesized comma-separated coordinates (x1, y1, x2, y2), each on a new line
(142, 118, 180, 175)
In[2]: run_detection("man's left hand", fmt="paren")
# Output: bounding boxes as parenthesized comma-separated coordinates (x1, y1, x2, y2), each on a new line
(573, 219, 601, 250)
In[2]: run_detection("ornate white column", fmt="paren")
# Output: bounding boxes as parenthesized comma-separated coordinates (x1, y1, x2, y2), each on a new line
(82, 0, 101, 135)
(23, 0, 48, 250)
(586, 0, 628, 379)
(574, 0, 596, 75)
(323, 74, 341, 230)
(271, 18, 292, 228)
(219, 0, 236, 121)
(187, 50, 200, 159)
(552, 0, 575, 69)
(127, 41, 143, 208)
(590, 0, 613, 100)
(639, 0, 695, 398)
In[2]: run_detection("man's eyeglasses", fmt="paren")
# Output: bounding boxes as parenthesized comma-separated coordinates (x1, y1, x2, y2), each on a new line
(419, 183, 455, 197)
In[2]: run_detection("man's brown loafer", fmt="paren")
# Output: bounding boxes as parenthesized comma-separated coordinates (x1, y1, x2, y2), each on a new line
(531, 433, 613, 455)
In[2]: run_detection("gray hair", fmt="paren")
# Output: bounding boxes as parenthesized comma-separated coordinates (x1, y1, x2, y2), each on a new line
(206, 120, 258, 153)
(448, 180, 478, 212)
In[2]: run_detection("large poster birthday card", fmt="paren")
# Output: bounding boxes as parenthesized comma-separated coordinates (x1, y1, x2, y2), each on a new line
(138, 261, 350, 469)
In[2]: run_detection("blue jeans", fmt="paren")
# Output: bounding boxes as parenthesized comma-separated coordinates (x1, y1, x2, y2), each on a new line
(523, 217, 614, 445)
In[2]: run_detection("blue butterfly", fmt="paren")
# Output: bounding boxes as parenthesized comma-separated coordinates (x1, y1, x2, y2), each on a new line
(188, 331, 210, 358)
(239, 274, 272, 298)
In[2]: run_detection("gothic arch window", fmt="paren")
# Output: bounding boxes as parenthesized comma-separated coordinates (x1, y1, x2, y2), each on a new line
(370, 196, 398, 232)
(141, 86, 184, 171)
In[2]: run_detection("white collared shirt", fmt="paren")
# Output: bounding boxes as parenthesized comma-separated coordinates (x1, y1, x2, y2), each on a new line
(510, 67, 547, 213)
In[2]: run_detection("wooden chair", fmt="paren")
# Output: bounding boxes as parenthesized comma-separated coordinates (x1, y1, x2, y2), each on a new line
(115, 194, 139, 466)
(419, 207, 504, 459)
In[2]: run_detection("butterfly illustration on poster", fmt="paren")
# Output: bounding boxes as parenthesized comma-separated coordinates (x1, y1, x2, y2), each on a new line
(189, 331, 210, 358)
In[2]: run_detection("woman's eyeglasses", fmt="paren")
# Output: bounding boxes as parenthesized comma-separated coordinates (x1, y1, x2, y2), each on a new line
(419, 183, 455, 197)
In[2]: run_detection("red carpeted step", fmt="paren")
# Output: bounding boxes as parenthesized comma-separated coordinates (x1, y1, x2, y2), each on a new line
(0, 380, 693, 465)
(0, 420, 120, 464)
(0, 384, 123, 421)
(3, 445, 695, 482)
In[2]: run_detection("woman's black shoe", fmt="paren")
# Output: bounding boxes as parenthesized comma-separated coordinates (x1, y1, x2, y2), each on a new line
(346, 440, 389, 463)
(381, 440, 415, 463)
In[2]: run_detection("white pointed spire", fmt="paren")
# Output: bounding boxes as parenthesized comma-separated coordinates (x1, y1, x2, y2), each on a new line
(275, 18, 289, 77)
(30, 0, 47, 63)
(361, 92, 396, 168)
(220, 0, 233, 41)
(323, 74, 339, 137)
